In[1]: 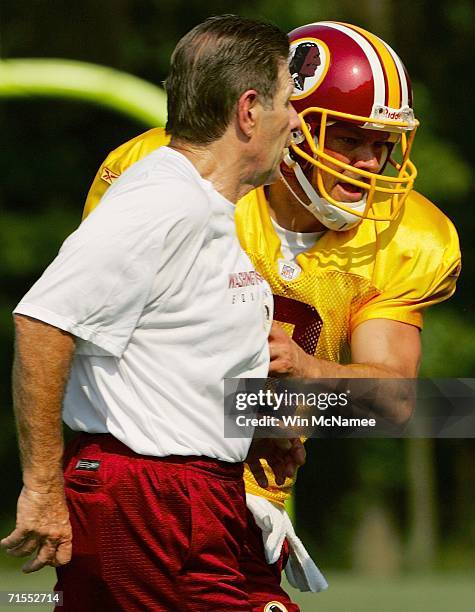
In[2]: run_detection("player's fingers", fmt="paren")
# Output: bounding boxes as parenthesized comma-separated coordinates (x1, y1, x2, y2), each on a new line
(268, 342, 280, 360)
(294, 445, 306, 466)
(266, 456, 287, 486)
(269, 322, 285, 338)
(290, 439, 306, 466)
(268, 338, 288, 357)
(246, 459, 268, 489)
(271, 441, 303, 482)
(273, 466, 287, 486)
(0, 528, 32, 551)
(266, 440, 293, 483)
(268, 358, 286, 374)
(283, 459, 296, 480)
(274, 439, 292, 451)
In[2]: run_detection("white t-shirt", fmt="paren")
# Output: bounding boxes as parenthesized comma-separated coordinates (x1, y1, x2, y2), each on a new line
(15, 147, 272, 462)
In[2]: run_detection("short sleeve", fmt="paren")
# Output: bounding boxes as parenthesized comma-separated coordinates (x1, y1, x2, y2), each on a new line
(351, 208, 461, 332)
(15, 167, 209, 357)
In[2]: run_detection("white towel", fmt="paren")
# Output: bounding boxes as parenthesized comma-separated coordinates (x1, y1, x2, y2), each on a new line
(246, 493, 328, 592)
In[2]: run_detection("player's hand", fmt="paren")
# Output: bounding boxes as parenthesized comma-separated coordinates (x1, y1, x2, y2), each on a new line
(269, 322, 313, 377)
(245, 437, 306, 488)
(1, 484, 72, 573)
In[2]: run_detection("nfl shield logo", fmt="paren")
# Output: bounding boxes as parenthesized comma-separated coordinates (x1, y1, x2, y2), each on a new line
(278, 259, 301, 281)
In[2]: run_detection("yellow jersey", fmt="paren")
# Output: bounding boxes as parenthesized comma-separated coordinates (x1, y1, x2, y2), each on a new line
(84, 127, 461, 505)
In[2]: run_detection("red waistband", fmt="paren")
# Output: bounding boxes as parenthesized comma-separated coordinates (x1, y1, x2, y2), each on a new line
(69, 433, 244, 479)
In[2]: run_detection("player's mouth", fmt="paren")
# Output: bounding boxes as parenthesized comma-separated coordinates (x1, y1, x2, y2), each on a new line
(334, 180, 366, 202)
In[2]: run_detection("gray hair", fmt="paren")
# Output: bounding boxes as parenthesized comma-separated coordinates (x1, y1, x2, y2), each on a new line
(165, 14, 289, 144)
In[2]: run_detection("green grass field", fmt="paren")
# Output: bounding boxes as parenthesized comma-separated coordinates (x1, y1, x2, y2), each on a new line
(0, 560, 473, 611)
(285, 575, 474, 611)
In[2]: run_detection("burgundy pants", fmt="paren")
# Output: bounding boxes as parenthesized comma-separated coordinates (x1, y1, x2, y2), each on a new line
(55, 433, 250, 611)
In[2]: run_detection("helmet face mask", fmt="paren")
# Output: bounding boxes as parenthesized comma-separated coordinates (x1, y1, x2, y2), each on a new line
(285, 21, 419, 229)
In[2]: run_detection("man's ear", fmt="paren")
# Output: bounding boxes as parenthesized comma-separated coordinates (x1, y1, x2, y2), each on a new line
(236, 89, 259, 138)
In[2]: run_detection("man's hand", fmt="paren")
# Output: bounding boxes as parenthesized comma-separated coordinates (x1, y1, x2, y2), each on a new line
(268, 323, 313, 377)
(245, 437, 306, 488)
(1, 484, 72, 573)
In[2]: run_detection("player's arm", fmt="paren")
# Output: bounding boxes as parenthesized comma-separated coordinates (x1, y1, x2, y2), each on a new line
(269, 319, 420, 424)
(0, 315, 75, 572)
(350, 318, 420, 377)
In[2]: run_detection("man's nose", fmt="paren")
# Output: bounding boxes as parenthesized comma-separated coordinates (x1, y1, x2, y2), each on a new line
(289, 106, 300, 132)
(353, 146, 381, 173)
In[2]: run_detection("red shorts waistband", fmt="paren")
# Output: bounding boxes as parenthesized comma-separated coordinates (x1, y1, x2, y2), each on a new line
(69, 432, 244, 480)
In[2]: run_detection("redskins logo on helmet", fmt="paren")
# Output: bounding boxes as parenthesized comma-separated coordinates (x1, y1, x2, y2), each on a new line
(284, 21, 419, 230)
(289, 38, 330, 96)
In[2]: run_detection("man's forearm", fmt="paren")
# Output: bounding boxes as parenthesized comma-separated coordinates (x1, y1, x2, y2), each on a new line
(301, 356, 404, 379)
(301, 356, 414, 425)
(13, 315, 75, 491)
(269, 321, 419, 425)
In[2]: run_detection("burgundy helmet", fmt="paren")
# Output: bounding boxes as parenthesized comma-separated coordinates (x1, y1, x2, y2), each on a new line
(285, 21, 419, 228)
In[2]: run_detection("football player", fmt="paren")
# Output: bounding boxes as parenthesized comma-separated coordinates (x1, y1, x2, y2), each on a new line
(83, 21, 460, 612)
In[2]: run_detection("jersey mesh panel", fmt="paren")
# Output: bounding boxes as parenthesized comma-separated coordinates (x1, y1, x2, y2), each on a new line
(243, 252, 379, 505)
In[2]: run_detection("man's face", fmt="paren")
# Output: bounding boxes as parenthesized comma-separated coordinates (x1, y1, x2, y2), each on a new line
(317, 122, 392, 203)
(252, 62, 300, 186)
(300, 46, 321, 77)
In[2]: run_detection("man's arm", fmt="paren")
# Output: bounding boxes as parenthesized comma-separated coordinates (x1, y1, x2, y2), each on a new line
(269, 318, 421, 424)
(0, 315, 75, 572)
(350, 318, 421, 377)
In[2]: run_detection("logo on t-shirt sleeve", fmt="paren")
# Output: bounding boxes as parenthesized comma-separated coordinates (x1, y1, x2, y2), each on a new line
(101, 166, 120, 185)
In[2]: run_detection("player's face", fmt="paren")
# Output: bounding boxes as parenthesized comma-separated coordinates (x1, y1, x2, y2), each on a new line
(254, 62, 300, 185)
(300, 47, 321, 77)
(318, 123, 392, 203)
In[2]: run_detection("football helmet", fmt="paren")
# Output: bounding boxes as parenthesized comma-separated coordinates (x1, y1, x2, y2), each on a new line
(284, 21, 419, 230)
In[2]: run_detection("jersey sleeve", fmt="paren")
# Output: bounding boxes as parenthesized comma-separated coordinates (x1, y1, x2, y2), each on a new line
(351, 198, 461, 332)
(83, 128, 171, 219)
(15, 177, 209, 358)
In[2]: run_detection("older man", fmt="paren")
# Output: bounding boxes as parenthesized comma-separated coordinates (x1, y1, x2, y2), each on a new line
(1, 15, 301, 611)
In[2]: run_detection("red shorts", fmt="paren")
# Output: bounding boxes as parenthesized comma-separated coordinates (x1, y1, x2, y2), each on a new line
(243, 512, 300, 612)
(55, 433, 250, 611)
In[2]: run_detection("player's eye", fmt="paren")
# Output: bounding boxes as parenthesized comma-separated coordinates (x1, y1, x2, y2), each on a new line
(338, 137, 358, 146)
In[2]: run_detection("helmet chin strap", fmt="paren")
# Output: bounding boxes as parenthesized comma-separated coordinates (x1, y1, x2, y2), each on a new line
(282, 150, 365, 232)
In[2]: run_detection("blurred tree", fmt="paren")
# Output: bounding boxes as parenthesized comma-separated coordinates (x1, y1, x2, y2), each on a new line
(406, 439, 437, 571)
